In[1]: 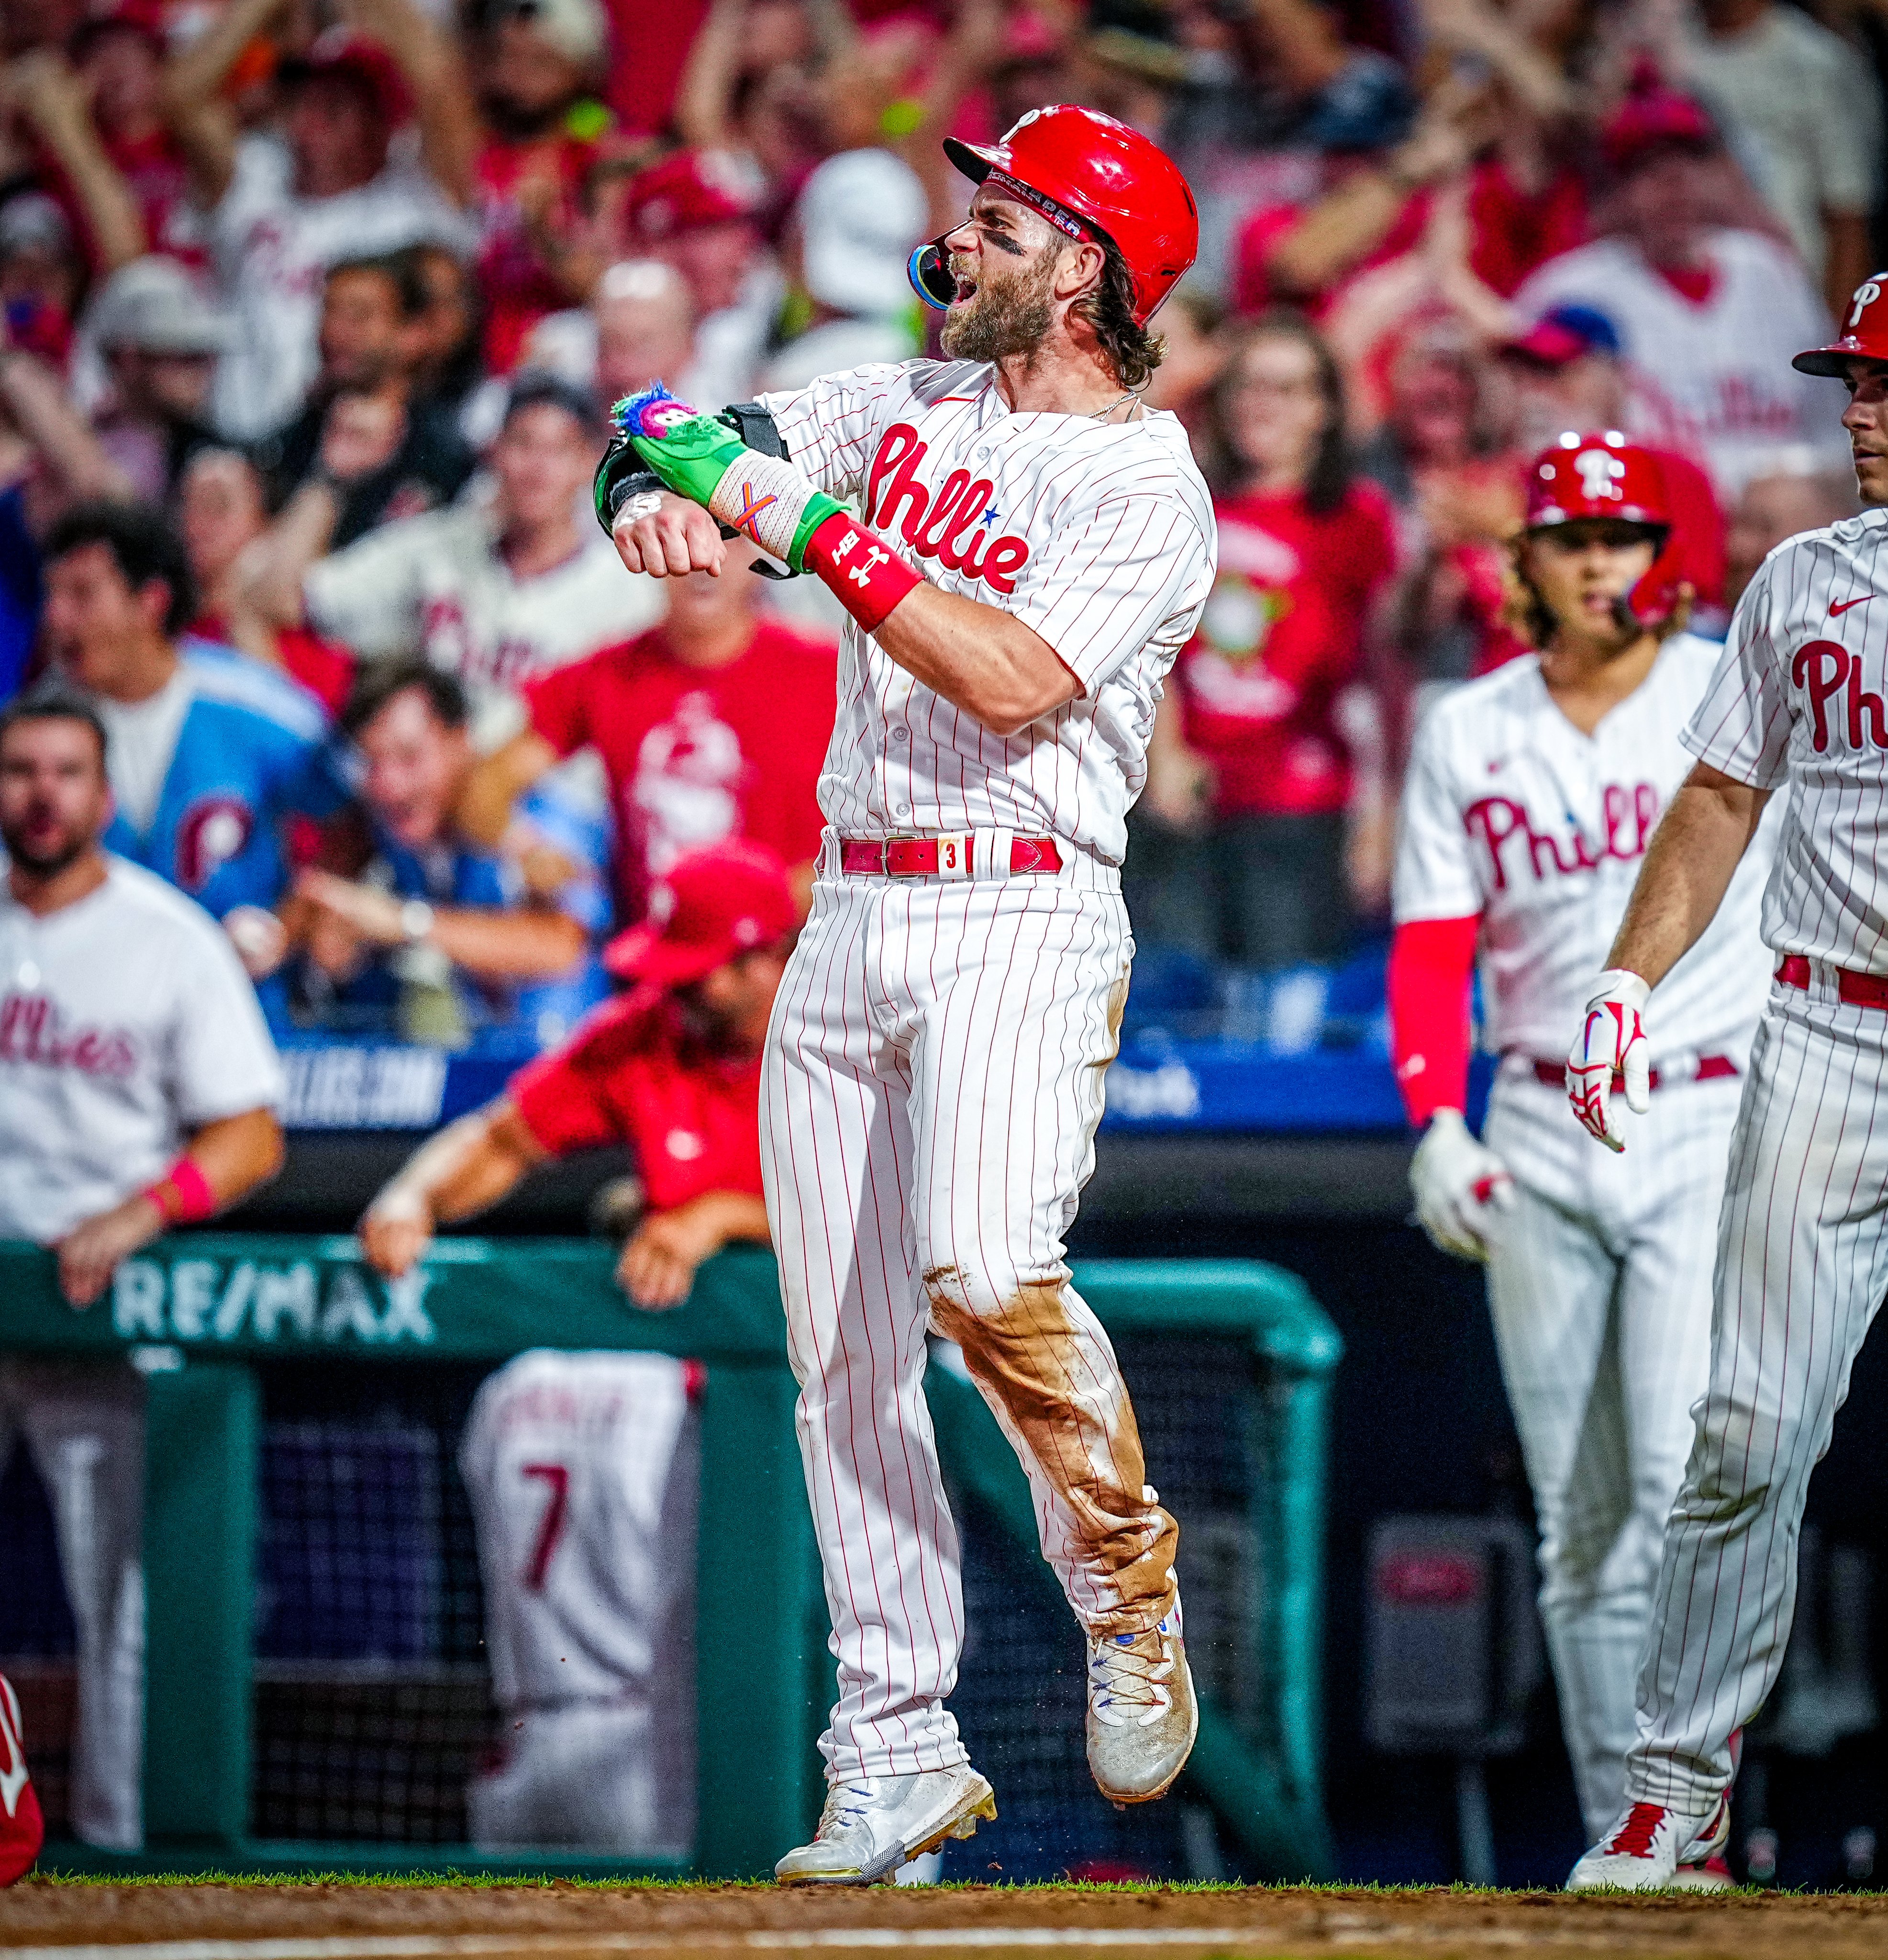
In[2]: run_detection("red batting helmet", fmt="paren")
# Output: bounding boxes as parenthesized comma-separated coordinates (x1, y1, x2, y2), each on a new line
(1794, 273, 1888, 376)
(1522, 431, 1685, 629)
(907, 104, 1198, 327)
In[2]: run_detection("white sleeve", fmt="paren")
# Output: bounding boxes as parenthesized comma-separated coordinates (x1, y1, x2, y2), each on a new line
(755, 364, 910, 502)
(1679, 562, 1793, 788)
(1392, 703, 1482, 923)
(1003, 488, 1214, 694)
(166, 916, 286, 1125)
(302, 517, 431, 659)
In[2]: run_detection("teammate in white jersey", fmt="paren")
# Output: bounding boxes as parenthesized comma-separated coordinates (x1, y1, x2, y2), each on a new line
(0, 686, 284, 1850)
(1565, 278, 1888, 1890)
(596, 105, 1215, 1883)
(1390, 433, 1776, 1864)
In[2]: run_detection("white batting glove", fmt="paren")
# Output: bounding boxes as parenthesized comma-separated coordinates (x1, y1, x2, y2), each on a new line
(1409, 1109, 1516, 1262)
(1567, 969, 1652, 1152)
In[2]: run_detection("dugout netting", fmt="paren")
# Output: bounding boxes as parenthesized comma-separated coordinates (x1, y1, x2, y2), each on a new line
(0, 1240, 1338, 1881)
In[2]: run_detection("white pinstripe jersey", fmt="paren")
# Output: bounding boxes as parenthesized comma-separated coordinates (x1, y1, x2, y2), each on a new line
(1684, 503, 1888, 971)
(755, 359, 1217, 865)
(1395, 634, 1775, 1062)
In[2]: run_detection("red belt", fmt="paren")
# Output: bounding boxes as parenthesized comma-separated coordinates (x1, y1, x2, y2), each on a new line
(1532, 1055, 1739, 1092)
(1777, 953, 1888, 1008)
(839, 834, 1064, 878)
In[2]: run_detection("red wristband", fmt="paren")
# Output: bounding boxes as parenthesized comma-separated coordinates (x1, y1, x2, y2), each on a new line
(144, 1157, 217, 1226)
(803, 510, 922, 633)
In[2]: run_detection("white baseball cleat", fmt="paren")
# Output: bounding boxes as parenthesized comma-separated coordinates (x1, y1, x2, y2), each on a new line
(774, 1765, 997, 1885)
(1566, 1796, 1730, 1892)
(1087, 1601, 1198, 1805)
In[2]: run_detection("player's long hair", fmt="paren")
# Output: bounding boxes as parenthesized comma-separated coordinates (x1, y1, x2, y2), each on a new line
(1074, 241, 1166, 392)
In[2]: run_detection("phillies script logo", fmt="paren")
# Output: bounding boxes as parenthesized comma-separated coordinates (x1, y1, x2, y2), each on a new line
(1463, 786, 1661, 891)
(864, 424, 1031, 592)
(1792, 640, 1888, 753)
(0, 991, 137, 1077)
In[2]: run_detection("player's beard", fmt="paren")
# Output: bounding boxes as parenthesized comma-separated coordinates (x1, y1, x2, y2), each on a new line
(0, 811, 92, 880)
(941, 251, 1058, 364)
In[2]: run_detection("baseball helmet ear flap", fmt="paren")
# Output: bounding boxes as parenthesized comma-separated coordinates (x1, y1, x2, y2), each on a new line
(909, 235, 956, 310)
(1624, 531, 1686, 630)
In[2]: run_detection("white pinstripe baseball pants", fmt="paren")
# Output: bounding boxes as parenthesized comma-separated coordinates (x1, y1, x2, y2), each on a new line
(759, 856, 1179, 1782)
(1482, 1063, 1743, 1842)
(1628, 975, 1888, 1816)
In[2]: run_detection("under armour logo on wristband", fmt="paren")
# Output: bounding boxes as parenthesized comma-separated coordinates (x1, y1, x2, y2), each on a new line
(850, 547, 890, 587)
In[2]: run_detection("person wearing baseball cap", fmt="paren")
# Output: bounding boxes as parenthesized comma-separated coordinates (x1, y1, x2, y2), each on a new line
(362, 838, 795, 1310)
(624, 149, 762, 320)
(1499, 306, 1727, 621)
(1511, 67, 1838, 499)
(85, 255, 234, 499)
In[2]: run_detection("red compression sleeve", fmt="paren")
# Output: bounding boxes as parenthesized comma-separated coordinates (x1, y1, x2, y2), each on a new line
(802, 511, 923, 632)
(1387, 915, 1481, 1127)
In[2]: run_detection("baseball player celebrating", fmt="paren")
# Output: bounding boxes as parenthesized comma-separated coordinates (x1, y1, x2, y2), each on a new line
(597, 106, 1214, 1882)
(1390, 433, 1776, 1863)
(1564, 283, 1888, 1889)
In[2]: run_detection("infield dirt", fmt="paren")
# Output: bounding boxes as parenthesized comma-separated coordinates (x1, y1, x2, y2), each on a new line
(8, 1879, 1888, 1959)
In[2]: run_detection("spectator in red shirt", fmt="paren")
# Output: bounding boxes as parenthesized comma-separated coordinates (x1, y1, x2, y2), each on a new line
(359, 838, 791, 1308)
(472, 0, 616, 375)
(462, 551, 836, 920)
(69, 0, 204, 270)
(1132, 312, 1396, 969)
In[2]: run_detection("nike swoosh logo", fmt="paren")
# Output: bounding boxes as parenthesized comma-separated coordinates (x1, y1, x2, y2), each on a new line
(1831, 596, 1874, 616)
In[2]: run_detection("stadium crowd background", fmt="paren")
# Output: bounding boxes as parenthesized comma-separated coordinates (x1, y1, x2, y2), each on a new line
(4, 0, 1888, 1890)
(2, 0, 1881, 1036)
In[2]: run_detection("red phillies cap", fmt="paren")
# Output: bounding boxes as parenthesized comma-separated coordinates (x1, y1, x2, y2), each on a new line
(605, 839, 795, 990)
(939, 104, 1198, 325)
(625, 150, 755, 242)
(1524, 430, 1673, 531)
(1601, 66, 1717, 172)
(279, 29, 413, 129)
(1795, 273, 1888, 376)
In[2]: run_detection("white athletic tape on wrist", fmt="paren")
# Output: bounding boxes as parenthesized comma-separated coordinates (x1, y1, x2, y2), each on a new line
(705, 449, 819, 563)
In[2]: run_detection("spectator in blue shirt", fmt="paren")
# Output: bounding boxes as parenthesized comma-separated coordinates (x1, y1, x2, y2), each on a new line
(38, 502, 349, 938)
(288, 659, 610, 1048)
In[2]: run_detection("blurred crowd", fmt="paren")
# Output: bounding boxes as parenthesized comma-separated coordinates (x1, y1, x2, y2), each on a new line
(3, 0, 1884, 1046)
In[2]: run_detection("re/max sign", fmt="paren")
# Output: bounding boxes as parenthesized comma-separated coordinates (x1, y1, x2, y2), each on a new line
(111, 1257, 436, 1346)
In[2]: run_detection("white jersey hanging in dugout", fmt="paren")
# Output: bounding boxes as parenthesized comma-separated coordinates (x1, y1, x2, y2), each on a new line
(754, 358, 1217, 865)
(1394, 632, 1778, 1065)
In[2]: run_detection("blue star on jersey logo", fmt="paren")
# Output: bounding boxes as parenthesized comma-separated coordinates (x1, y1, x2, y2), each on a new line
(981, 505, 1000, 530)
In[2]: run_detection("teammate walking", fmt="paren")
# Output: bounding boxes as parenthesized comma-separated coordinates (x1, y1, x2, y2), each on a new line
(598, 106, 1214, 1882)
(1565, 281, 1888, 1889)
(1390, 433, 1775, 1860)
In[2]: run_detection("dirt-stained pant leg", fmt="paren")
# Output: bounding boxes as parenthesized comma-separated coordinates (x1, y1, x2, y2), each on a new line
(908, 876, 1179, 1641)
(761, 865, 1178, 1783)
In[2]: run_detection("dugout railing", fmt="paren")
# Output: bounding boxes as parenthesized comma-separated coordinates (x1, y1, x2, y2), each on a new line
(0, 1237, 1340, 1882)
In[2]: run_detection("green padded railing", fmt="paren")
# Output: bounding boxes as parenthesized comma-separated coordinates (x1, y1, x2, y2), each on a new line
(0, 1237, 1339, 1881)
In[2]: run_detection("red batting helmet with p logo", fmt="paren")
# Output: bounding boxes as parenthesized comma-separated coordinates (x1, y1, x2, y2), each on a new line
(1795, 274, 1888, 376)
